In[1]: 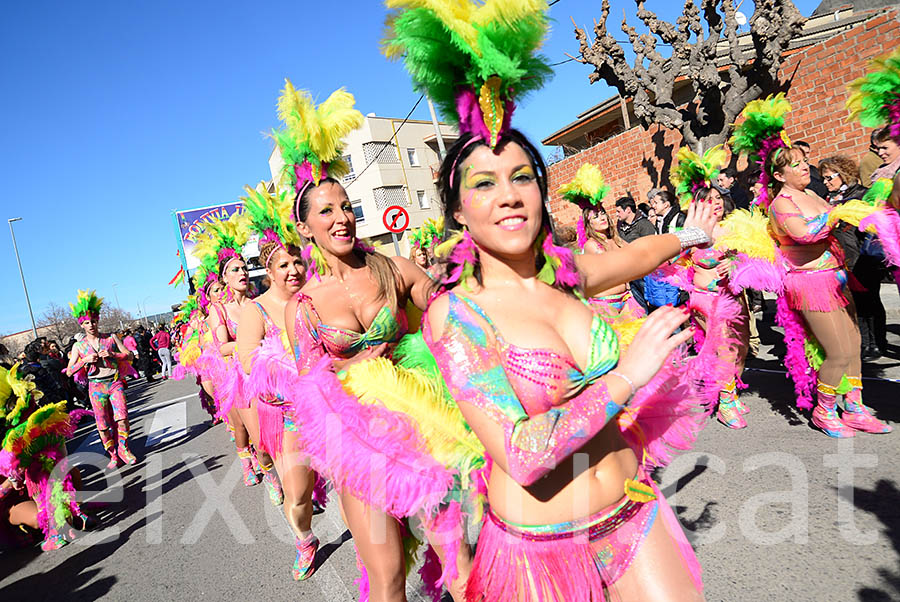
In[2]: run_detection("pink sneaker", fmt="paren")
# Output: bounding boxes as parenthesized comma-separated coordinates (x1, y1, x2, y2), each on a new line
(735, 397, 750, 415)
(812, 406, 855, 438)
(263, 470, 284, 506)
(41, 532, 68, 551)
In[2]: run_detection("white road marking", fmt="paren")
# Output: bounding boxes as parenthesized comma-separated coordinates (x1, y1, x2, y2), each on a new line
(145, 401, 187, 447)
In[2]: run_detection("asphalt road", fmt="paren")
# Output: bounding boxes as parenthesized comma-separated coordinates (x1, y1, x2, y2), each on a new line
(2, 312, 899, 601)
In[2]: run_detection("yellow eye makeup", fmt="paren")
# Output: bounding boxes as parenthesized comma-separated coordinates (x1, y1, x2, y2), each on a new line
(511, 165, 535, 180)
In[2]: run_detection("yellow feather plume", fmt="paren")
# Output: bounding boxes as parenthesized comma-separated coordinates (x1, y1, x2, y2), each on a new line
(715, 209, 778, 261)
(557, 163, 608, 206)
(827, 200, 879, 232)
(342, 357, 485, 485)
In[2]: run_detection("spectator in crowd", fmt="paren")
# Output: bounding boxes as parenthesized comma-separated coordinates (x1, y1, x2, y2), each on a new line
(793, 140, 829, 198)
(637, 202, 657, 228)
(150, 326, 172, 379)
(716, 167, 751, 210)
(135, 326, 156, 383)
(614, 196, 656, 242)
(871, 125, 900, 182)
(747, 168, 764, 204)
(650, 190, 686, 234)
(821, 155, 887, 359)
(614, 196, 655, 311)
(859, 130, 884, 187)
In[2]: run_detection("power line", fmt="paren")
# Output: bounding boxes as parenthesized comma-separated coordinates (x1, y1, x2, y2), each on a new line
(344, 94, 425, 188)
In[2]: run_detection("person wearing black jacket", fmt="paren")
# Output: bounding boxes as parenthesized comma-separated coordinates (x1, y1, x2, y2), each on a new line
(615, 196, 656, 311)
(716, 168, 751, 211)
(821, 155, 886, 358)
(650, 190, 686, 234)
(134, 326, 156, 382)
(795, 141, 830, 199)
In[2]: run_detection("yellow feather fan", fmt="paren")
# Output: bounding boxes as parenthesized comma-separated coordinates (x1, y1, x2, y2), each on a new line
(341, 357, 485, 486)
(826, 200, 879, 232)
(715, 209, 778, 261)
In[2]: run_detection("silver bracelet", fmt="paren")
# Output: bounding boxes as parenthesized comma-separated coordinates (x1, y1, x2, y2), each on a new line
(607, 371, 636, 399)
(674, 226, 710, 250)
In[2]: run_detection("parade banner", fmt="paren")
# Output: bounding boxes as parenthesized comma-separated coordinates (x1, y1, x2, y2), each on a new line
(172, 202, 250, 274)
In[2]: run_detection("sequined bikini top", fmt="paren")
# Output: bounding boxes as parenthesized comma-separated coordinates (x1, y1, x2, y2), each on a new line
(447, 293, 619, 416)
(305, 303, 407, 359)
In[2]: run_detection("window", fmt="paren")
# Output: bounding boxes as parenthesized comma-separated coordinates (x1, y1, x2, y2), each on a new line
(342, 154, 355, 183)
(373, 186, 406, 211)
(351, 200, 365, 224)
(416, 190, 430, 210)
(406, 148, 420, 167)
(362, 141, 399, 165)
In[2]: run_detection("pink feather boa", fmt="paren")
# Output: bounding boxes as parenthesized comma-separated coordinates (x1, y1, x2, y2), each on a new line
(775, 295, 816, 409)
(285, 357, 455, 519)
(728, 254, 785, 295)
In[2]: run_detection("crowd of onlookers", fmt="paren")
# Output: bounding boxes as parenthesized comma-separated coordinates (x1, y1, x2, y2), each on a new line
(0, 323, 180, 413)
(556, 133, 900, 360)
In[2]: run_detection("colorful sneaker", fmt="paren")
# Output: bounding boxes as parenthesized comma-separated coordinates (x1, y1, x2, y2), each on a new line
(811, 405, 855, 438)
(263, 470, 284, 506)
(841, 406, 893, 434)
(735, 397, 750, 415)
(716, 401, 747, 429)
(41, 532, 69, 551)
(292, 534, 319, 581)
(117, 443, 137, 465)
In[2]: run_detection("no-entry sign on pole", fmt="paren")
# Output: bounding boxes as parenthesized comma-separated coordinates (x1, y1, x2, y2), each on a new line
(383, 205, 410, 233)
(383, 205, 410, 257)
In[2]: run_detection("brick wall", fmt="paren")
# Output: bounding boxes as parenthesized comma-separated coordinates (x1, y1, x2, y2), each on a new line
(547, 7, 900, 226)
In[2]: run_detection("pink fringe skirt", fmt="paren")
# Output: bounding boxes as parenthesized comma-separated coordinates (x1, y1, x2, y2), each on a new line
(465, 470, 702, 601)
(256, 398, 287, 459)
(784, 267, 849, 312)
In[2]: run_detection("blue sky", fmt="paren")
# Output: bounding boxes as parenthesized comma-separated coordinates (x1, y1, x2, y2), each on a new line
(0, 0, 821, 335)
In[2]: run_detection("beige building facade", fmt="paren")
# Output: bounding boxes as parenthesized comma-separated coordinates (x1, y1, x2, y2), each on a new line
(268, 114, 457, 256)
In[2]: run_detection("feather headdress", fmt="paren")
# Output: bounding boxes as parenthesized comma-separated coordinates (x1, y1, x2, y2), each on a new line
(0, 363, 42, 427)
(382, 0, 552, 148)
(670, 145, 728, 207)
(410, 217, 445, 251)
(846, 48, 900, 141)
(271, 80, 364, 198)
(241, 181, 302, 267)
(189, 210, 250, 276)
(174, 295, 200, 326)
(69, 289, 103, 323)
(557, 163, 610, 250)
(191, 254, 220, 311)
(729, 93, 793, 209)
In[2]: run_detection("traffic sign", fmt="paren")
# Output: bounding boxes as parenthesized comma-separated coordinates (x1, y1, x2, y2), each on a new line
(383, 205, 410, 233)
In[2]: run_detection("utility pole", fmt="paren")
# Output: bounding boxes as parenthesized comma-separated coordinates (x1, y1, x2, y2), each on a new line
(8, 218, 37, 338)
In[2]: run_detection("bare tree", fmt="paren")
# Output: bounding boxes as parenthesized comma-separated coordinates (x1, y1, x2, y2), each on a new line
(574, 0, 806, 151)
(36, 302, 135, 345)
(37, 302, 80, 344)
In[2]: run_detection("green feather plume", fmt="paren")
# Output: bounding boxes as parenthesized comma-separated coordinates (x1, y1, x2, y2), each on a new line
(846, 49, 900, 128)
(557, 163, 609, 208)
(69, 289, 103, 320)
(863, 178, 894, 206)
(240, 182, 302, 248)
(729, 93, 793, 162)
(382, 0, 552, 126)
(670, 145, 728, 204)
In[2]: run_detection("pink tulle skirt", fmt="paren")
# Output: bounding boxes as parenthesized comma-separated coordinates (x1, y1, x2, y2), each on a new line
(784, 267, 849, 312)
(465, 469, 702, 601)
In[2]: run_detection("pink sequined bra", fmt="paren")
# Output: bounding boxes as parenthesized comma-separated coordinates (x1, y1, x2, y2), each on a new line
(445, 293, 619, 416)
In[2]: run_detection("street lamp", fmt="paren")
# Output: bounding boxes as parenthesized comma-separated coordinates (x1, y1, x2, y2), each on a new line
(112, 282, 124, 329)
(142, 296, 152, 327)
(8, 218, 37, 339)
